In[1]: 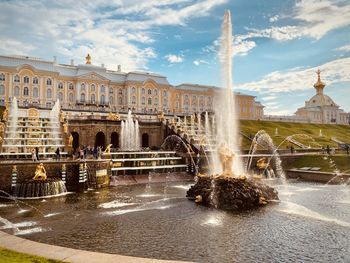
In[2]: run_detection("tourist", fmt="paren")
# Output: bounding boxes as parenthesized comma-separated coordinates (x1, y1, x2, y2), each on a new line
(79, 148, 84, 159)
(55, 147, 60, 160)
(93, 147, 98, 159)
(35, 147, 39, 161)
(31, 148, 37, 162)
(290, 145, 294, 154)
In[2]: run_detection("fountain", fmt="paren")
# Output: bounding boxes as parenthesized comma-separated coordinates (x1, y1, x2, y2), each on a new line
(120, 110, 140, 151)
(186, 11, 279, 210)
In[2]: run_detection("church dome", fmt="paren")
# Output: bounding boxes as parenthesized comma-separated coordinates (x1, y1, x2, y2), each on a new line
(306, 94, 338, 107)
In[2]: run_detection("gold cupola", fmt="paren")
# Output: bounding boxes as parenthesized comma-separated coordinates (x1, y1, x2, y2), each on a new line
(313, 69, 325, 95)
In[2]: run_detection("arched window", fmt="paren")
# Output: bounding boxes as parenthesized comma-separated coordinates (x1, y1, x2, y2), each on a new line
(100, 95, 105, 104)
(46, 78, 52, 86)
(69, 93, 74, 102)
(154, 89, 158, 95)
(58, 92, 63, 101)
(118, 97, 122, 105)
(69, 83, 74, 90)
(23, 86, 29, 96)
(91, 94, 95, 103)
(141, 97, 145, 105)
(132, 96, 136, 105)
(33, 77, 38, 84)
(14, 75, 20, 83)
(80, 93, 85, 102)
(100, 85, 105, 93)
(47, 88, 52, 98)
(58, 82, 63, 89)
(0, 85, 5, 95)
(141, 88, 145, 95)
(0, 73, 5, 81)
(81, 83, 85, 91)
(154, 98, 158, 105)
(132, 87, 136, 94)
(24, 76, 29, 84)
(14, 86, 20, 96)
(148, 98, 152, 105)
(109, 96, 113, 104)
(33, 87, 38, 97)
(118, 89, 123, 95)
(91, 84, 95, 92)
(148, 89, 152, 95)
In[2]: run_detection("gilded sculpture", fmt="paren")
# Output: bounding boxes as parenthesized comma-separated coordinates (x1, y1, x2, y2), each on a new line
(33, 163, 47, 181)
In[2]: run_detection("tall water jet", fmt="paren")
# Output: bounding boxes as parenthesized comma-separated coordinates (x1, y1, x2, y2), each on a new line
(204, 112, 211, 137)
(8, 98, 18, 147)
(213, 10, 243, 175)
(120, 110, 140, 151)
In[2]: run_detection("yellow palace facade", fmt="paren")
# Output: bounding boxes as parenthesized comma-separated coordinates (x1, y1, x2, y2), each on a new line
(0, 54, 264, 119)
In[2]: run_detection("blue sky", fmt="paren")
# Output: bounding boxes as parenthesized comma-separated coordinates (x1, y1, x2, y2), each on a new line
(0, 0, 349, 115)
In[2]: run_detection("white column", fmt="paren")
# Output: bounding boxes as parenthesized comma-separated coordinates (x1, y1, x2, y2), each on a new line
(8, 74, 12, 98)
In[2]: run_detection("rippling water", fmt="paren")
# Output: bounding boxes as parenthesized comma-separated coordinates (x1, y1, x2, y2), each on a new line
(1, 181, 350, 263)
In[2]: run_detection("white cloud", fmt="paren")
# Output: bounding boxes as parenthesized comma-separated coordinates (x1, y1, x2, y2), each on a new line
(193, 59, 209, 66)
(335, 44, 350, 52)
(236, 57, 350, 93)
(165, 54, 184, 63)
(0, 0, 227, 71)
(269, 15, 279, 23)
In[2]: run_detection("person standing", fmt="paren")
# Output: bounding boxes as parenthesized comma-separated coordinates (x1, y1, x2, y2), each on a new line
(55, 147, 60, 160)
(35, 147, 39, 161)
(31, 148, 37, 162)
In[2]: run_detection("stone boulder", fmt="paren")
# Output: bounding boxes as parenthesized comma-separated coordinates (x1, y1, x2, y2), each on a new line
(186, 176, 278, 211)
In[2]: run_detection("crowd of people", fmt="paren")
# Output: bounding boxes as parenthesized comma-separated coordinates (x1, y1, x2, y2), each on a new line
(73, 145, 103, 160)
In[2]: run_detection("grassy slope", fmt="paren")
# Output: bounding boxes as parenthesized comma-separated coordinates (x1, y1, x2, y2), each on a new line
(239, 120, 350, 150)
(285, 155, 350, 173)
(0, 247, 64, 263)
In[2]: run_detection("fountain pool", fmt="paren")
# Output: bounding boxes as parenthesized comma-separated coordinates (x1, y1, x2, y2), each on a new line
(0, 181, 349, 262)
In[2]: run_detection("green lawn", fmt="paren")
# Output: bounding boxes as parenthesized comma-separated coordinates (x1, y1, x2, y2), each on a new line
(285, 155, 350, 173)
(0, 247, 64, 263)
(239, 120, 350, 150)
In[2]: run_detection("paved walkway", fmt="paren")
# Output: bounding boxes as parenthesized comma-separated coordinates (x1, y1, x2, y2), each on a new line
(0, 231, 193, 263)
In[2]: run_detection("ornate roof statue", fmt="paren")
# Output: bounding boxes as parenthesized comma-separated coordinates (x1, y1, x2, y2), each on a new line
(313, 69, 325, 94)
(85, 53, 91, 64)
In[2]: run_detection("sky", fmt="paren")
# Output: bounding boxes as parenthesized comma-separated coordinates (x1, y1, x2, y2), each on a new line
(0, 0, 349, 115)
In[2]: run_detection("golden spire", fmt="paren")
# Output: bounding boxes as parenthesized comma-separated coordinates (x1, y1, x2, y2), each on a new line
(85, 53, 91, 64)
(313, 68, 325, 94)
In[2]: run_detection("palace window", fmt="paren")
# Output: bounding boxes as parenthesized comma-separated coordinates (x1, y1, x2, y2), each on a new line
(0, 85, 4, 95)
(118, 97, 123, 105)
(154, 98, 158, 106)
(109, 88, 114, 94)
(69, 93, 74, 102)
(33, 77, 38, 85)
(132, 96, 136, 105)
(118, 89, 123, 95)
(100, 95, 105, 104)
(148, 89, 152, 95)
(81, 83, 85, 91)
(47, 88, 52, 98)
(91, 84, 96, 92)
(14, 86, 20, 96)
(148, 98, 152, 105)
(100, 85, 106, 93)
(141, 88, 145, 95)
(80, 93, 86, 102)
(141, 97, 145, 105)
(33, 87, 38, 97)
(69, 83, 74, 90)
(163, 90, 167, 97)
(132, 87, 136, 94)
(163, 98, 167, 105)
(58, 82, 63, 89)
(14, 75, 20, 83)
(91, 94, 96, 103)
(23, 87, 29, 96)
(46, 78, 52, 86)
(0, 99, 4, 106)
(24, 76, 29, 84)
(109, 96, 113, 104)
(0, 73, 5, 81)
(58, 92, 63, 102)
(154, 89, 158, 96)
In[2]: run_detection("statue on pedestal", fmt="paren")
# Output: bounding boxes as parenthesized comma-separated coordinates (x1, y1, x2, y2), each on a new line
(33, 163, 47, 181)
(2, 107, 8, 122)
(215, 143, 234, 178)
(68, 134, 73, 147)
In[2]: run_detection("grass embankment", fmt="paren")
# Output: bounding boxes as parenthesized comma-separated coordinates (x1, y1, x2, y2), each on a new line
(285, 155, 350, 173)
(239, 120, 350, 150)
(0, 247, 64, 263)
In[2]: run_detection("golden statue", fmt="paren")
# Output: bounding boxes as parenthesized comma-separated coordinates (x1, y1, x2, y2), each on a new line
(0, 136, 3, 144)
(33, 163, 47, 181)
(68, 134, 73, 147)
(104, 144, 112, 154)
(256, 157, 268, 170)
(86, 53, 91, 64)
(63, 123, 68, 133)
(60, 110, 65, 123)
(107, 111, 120, 121)
(2, 107, 8, 122)
(157, 111, 165, 121)
(218, 144, 234, 177)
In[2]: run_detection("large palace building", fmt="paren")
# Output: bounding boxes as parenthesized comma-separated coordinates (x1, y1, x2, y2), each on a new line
(0, 54, 264, 119)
